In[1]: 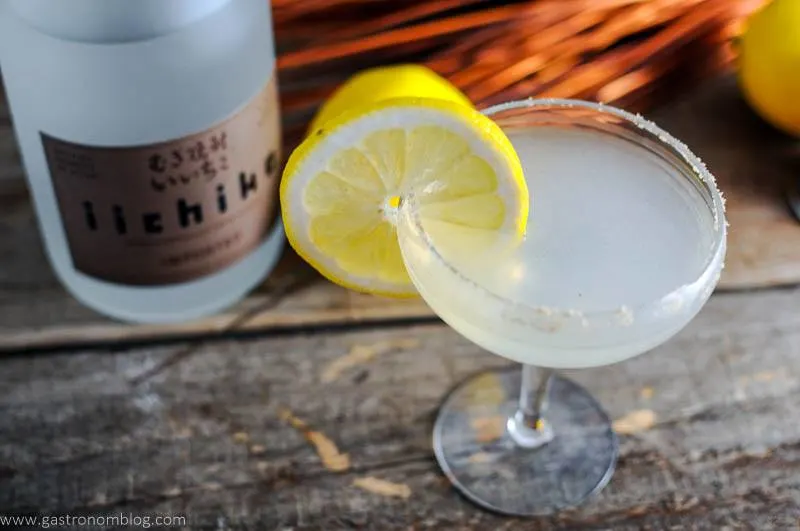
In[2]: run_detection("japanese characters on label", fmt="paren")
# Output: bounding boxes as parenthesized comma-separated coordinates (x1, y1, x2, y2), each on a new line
(42, 77, 282, 286)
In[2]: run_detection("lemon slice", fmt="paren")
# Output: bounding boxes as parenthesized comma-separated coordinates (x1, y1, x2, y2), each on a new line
(281, 97, 528, 297)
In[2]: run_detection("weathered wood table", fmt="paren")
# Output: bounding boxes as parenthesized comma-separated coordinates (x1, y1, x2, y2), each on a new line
(2, 76, 800, 529)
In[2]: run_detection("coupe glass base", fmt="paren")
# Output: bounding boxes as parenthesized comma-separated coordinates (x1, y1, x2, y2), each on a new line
(433, 367, 618, 516)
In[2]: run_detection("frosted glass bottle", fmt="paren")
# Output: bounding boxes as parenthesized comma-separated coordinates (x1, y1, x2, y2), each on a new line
(0, 0, 285, 323)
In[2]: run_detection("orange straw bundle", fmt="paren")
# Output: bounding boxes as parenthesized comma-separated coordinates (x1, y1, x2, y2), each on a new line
(274, 0, 767, 150)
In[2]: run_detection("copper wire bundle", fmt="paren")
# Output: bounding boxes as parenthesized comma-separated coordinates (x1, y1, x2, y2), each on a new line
(274, 0, 767, 150)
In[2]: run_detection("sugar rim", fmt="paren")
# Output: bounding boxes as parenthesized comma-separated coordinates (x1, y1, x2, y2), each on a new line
(399, 98, 728, 327)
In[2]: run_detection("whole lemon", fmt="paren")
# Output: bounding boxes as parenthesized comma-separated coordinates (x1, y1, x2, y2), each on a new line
(308, 64, 472, 133)
(739, 0, 800, 136)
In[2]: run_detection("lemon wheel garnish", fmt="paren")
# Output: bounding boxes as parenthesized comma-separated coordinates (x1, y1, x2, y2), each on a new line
(281, 97, 528, 297)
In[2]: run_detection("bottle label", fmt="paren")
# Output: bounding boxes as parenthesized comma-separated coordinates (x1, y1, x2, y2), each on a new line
(41, 76, 281, 286)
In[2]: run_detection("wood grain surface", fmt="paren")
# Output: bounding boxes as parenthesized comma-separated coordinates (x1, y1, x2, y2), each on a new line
(1, 287, 799, 529)
(2, 75, 800, 353)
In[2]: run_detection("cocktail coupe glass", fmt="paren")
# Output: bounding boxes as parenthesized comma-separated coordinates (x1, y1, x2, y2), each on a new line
(395, 99, 727, 516)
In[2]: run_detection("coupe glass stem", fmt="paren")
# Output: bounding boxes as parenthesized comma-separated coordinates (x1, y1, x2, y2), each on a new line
(507, 365, 555, 448)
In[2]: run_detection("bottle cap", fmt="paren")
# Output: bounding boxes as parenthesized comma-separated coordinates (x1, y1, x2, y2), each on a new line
(7, 0, 233, 42)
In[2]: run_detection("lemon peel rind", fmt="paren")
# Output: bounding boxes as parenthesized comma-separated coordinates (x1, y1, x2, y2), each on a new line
(308, 64, 474, 133)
